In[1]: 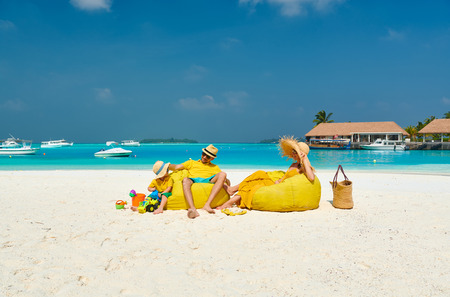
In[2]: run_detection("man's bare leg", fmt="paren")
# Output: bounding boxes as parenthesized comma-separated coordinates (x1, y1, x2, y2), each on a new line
(202, 172, 227, 213)
(182, 177, 199, 219)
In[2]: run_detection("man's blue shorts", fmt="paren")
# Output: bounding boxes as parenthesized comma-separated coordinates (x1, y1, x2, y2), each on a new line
(189, 174, 216, 184)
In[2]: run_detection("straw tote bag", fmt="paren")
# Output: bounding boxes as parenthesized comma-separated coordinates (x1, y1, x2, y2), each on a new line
(330, 165, 353, 209)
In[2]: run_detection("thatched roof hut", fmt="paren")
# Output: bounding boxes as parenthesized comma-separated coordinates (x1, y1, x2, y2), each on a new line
(418, 119, 450, 134)
(418, 119, 450, 142)
(305, 122, 408, 142)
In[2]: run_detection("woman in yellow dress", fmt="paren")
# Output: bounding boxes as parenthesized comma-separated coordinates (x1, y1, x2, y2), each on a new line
(218, 136, 315, 209)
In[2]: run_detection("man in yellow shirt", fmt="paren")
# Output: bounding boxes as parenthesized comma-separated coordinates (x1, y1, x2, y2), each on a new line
(168, 144, 228, 219)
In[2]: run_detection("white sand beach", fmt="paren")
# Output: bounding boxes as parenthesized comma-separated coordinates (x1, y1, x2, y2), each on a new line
(1, 169, 449, 296)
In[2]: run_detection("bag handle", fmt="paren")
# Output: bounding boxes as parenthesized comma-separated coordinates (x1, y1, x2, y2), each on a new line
(332, 165, 349, 187)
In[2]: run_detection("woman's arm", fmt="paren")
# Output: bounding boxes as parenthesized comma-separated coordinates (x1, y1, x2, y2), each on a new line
(275, 164, 298, 184)
(299, 152, 315, 182)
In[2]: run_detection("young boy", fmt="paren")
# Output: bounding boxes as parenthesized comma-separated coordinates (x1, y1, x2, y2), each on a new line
(148, 161, 173, 214)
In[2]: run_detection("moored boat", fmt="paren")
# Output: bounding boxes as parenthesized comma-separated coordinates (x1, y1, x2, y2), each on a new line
(309, 139, 351, 150)
(95, 141, 132, 158)
(41, 139, 74, 148)
(120, 140, 140, 147)
(0, 134, 21, 148)
(360, 139, 407, 151)
(0, 137, 39, 155)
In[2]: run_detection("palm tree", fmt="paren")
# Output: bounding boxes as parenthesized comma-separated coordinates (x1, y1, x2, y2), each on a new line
(313, 110, 334, 126)
(444, 111, 450, 119)
(404, 125, 417, 141)
(424, 116, 435, 125)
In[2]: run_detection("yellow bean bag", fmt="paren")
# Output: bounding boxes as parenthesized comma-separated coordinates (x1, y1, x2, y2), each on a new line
(251, 171, 321, 212)
(165, 170, 230, 210)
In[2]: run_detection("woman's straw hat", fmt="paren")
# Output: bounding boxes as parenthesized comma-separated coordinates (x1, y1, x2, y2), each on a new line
(279, 136, 310, 161)
(202, 144, 218, 158)
(153, 161, 170, 179)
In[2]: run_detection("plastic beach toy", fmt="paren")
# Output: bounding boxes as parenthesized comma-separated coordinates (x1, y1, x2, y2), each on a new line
(137, 200, 149, 213)
(131, 193, 146, 207)
(137, 198, 160, 213)
(221, 208, 247, 216)
(129, 190, 136, 197)
(115, 200, 127, 209)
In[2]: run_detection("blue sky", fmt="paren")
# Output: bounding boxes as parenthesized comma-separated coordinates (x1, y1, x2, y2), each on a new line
(0, 0, 449, 143)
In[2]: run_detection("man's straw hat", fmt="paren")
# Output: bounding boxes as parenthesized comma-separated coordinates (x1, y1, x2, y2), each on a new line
(153, 161, 170, 179)
(279, 136, 310, 161)
(202, 144, 218, 158)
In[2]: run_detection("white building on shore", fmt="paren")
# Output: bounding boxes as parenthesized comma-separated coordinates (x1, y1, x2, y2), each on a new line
(305, 121, 409, 143)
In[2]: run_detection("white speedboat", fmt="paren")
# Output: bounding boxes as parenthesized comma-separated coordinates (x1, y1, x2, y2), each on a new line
(120, 140, 140, 147)
(0, 138, 39, 155)
(0, 134, 21, 148)
(361, 139, 407, 151)
(41, 139, 74, 148)
(95, 141, 132, 158)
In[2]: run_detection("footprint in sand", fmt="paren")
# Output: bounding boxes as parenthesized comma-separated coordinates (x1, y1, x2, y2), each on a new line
(78, 275, 89, 286)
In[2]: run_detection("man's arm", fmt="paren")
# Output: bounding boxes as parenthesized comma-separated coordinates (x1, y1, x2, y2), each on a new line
(168, 164, 184, 171)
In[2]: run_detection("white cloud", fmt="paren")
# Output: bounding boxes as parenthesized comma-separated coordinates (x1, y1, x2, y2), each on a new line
(443, 97, 450, 105)
(239, 0, 263, 14)
(384, 28, 405, 41)
(223, 91, 248, 107)
(239, 0, 345, 17)
(273, 0, 303, 16)
(0, 99, 26, 111)
(220, 37, 241, 50)
(95, 88, 114, 104)
(70, 0, 112, 12)
(178, 95, 223, 110)
(184, 65, 208, 82)
(0, 20, 16, 31)
(178, 92, 250, 111)
(313, 0, 344, 11)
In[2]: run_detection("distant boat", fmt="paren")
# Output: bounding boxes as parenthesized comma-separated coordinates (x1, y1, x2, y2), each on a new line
(0, 138, 20, 148)
(95, 141, 132, 158)
(41, 139, 74, 148)
(309, 139, 351, 150)
(0, 136, 39, 155)
(360, 139, 407, 151)
(120, 140, 140, 147)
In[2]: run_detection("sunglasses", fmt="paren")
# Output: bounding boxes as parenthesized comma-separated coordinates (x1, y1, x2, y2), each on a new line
(202, 152, 212, 160)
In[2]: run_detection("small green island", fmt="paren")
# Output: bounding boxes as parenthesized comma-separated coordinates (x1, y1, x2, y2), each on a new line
(140, 138, 198, 143)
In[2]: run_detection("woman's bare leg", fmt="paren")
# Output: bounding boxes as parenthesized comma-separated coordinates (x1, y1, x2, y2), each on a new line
(216, 195, 241, 210)
(224, 183, 240, 196)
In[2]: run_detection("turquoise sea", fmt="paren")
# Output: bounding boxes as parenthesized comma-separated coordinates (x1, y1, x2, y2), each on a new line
(1, 143, 449, 174)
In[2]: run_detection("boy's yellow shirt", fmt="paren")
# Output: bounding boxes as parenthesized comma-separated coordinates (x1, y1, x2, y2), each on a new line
(182, 159, 221, 178)
(149, 176, 174, 192)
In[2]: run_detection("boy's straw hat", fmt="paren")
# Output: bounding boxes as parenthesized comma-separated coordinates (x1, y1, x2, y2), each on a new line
(153, 161, 170, 179)
(279, 136, 310, 161)
(202, 144, 218, 158)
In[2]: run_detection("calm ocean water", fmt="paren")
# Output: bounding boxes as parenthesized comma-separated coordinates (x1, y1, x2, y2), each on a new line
(1, 143, 449, 174)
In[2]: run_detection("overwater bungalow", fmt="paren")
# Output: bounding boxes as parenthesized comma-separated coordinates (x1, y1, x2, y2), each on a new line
(305, 121, 409, 144)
